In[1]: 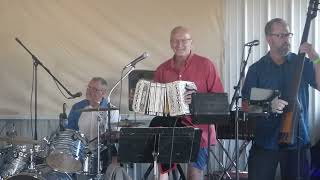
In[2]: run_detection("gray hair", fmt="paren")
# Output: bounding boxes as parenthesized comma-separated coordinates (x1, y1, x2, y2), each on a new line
(91, 77, 107, 87)
(265, 18, 289, 36)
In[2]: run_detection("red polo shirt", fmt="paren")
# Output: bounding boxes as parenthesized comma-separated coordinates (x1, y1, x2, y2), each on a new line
(154, 53, 224, 147)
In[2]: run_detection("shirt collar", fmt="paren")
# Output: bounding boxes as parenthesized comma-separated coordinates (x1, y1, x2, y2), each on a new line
(84, 97, 109, 108)
(170, 51, 194, 69)
(100, 97, 109, 107)
(265, 52, 293, 65)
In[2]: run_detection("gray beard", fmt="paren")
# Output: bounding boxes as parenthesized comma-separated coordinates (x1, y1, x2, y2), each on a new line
(278, 45, 290, 57)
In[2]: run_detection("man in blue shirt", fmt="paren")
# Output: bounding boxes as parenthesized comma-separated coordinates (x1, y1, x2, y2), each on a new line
(66, 77, 119, 173)
(67, 77, 119, 139)
(242, 18, 320, 180)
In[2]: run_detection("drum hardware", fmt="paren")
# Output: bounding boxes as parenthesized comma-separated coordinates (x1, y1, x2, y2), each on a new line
(0, 136, 40, 145)
(82, 153, 94, 175)
(4, 164, 72, 180)
(32, 144, 47, 156)
(28, 148, 36, 170)
(5, 123, 17, 139)
(111, 119, 144, 128)
(0, 145, 31, 178)
(98, 131, 120, 145)
(79, 107, 119, 112)
(77, 145, 112, 179)
(94, 111, 104, 180)
(59, 103, 68, 131)
(0, 128, 48, 179)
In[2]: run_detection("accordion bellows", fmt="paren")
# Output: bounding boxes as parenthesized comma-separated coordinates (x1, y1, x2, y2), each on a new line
(132, 79, 196, 116)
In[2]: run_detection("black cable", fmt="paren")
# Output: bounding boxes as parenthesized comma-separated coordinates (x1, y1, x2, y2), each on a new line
(53, 78, 69, 99)
(188, 125, 196, 162)
(169, 118, 179, 170)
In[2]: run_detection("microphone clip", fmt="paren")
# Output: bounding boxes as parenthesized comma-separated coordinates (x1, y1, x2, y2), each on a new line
(244, 40, 259, 47)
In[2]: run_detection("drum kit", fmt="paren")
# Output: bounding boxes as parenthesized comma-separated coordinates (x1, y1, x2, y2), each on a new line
(0, 107, 138, 180)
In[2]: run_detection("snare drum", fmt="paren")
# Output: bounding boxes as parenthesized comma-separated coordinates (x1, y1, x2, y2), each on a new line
(46, 129, 88, 173)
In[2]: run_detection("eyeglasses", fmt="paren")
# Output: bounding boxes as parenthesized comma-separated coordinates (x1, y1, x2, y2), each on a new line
(269, 33, 293, 39)
(87, 86, 105, 93)
(171, 38, 192, 45)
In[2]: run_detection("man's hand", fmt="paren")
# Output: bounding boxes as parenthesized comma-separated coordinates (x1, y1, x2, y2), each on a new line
(299, 42, 319, 60)
(271, 97, 288, 114)
(184, 83, 197, 105)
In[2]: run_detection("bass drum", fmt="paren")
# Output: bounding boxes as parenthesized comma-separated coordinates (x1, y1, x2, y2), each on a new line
(5, 165, 72, 180)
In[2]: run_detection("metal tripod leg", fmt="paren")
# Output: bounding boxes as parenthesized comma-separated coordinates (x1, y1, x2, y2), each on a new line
(217, 140, 250, 180)
(209, 145, 232, 179)
(143, 164, 154, 180)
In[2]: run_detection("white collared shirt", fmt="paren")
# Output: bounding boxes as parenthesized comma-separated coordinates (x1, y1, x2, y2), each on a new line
(78, 105, 120, 141)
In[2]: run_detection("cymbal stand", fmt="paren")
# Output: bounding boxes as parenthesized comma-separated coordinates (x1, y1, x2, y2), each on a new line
(95, 112, 103, 180)
(29, 148, 36, 170)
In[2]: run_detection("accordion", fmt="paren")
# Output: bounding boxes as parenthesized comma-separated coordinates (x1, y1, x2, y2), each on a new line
(132, 79, 196, 116)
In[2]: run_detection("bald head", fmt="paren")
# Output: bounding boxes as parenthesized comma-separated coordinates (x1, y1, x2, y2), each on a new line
(170, 26, 192, 40)
(169, 26, 193, 58)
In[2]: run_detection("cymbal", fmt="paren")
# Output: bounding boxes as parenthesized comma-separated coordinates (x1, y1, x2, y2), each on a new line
(80, 107, 119, 112)
(0, 136, 40, 144)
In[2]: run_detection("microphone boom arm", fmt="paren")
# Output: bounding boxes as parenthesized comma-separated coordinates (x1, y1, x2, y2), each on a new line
(107, 66, 135, 103)
(15, 38, 81, 99)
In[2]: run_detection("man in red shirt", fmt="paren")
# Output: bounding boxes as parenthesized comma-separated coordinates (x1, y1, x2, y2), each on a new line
(153, 26, 224, 180)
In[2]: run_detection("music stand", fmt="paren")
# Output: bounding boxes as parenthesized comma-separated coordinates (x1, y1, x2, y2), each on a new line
(190, 93, 230, 180)
(118, 127, 202, 180)
(214, 111, 257, 180)
(191, 93, 230, 125)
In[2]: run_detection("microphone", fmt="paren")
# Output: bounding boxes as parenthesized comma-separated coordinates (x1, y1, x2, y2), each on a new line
(67, 92, 82, 99)
(124, 52, 149, 68)
(71, 92, 82, 98)
(244, 40, 259, 46)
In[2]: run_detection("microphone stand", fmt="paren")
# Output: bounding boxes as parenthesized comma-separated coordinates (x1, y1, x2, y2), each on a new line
(106, 65, 135, 165)
(15, 38, 79, 140)
(229, 45, 253, 180)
